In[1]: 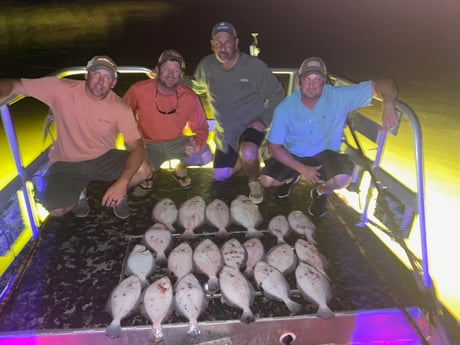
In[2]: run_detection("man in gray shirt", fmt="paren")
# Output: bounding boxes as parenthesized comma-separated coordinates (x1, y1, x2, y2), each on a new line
(192, 21, 285, 204)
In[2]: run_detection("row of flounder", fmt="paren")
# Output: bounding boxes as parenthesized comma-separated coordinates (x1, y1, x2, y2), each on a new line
(152, 195, 318, 242)
(106, 215, 334, 342)
(152, 195, 264, 238)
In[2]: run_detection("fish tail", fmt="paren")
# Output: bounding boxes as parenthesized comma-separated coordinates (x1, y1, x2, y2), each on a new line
(105, 319, 122, 338)
(285, 299, 303, 314)
(244, 266, 254, 276)
(140, 277, 149, 289)
(149, 326, 164, 343)
(156, 253, 167, 265)
(206, 277, 219, 293)
(317, 305, 335, 320)
(246, 228, 263, 238)
(307, 234, 317, 245)
(240, 309, 255, 324)
(187, 320, 201, 336)
(181, 229, 195, 239)
(217, 228, 229, 237)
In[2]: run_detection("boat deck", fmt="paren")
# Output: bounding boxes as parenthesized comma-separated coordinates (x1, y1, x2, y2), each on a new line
(0, 168, 432, 344)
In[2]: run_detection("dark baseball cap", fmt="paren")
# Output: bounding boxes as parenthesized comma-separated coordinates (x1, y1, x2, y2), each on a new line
(211, 21, 237, 37)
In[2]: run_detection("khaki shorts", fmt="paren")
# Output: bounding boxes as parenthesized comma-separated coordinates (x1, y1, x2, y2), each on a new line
(145, 136, 211, 170)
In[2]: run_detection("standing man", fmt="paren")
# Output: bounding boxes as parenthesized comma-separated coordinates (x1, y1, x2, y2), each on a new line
(123, 49, 212, 193)
(260, 56, 399, 218)
(192, 21, 285, 204)
(0, 55, 151, 219)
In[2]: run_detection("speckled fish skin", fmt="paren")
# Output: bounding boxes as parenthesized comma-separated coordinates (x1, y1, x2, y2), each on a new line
(174, 273, 207, 336)
(205, 198, 230, 237)
(143, 276, 174, 343)
(294, 238, 328, 278)
(143, 226, 172, 265)
(152, 198, 178, 232)
(179, 196, 206, 239)
(266, 243, 297, 275)
(105, 275, 142, 338)
(242, 238, 265, 276)
(268, 214, 291, 243)
(125, 244, 155, 286)
(193, 238, 223, 293)
(295, 262, 335, 320)
(288, 210, 317, 244)
(219, 265, 255, 324)
(254, 261, 302, 314)
(221, 238, 247, 269)
(167, 242, 193, 280)
(230, 195, 263, 238)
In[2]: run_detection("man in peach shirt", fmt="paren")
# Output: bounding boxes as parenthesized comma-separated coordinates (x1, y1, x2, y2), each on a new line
(0, 55, 151, 219)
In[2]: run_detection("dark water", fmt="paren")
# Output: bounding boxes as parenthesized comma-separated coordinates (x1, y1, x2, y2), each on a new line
(1, 0, 460, 320)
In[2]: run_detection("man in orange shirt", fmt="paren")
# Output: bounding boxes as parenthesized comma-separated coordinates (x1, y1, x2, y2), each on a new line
(0, 56, 151, 219)
(123, 50, 212, 192)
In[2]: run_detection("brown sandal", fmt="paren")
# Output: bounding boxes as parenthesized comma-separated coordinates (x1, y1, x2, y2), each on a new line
(172, 173, 192, 190)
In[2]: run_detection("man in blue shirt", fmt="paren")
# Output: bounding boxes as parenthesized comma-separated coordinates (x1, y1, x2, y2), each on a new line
(260, 57, 399, 218)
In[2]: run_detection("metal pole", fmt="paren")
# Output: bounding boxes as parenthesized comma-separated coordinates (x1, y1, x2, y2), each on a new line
(0, 104, 39, 239)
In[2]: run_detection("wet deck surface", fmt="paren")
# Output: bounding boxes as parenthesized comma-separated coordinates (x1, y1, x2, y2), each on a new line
(0, 168, 424, 333)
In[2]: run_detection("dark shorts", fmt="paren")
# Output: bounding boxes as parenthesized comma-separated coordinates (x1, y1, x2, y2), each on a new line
(145, 136, 211, 170)
(213, 128, 265, 169)
(41, 149, 129, 210)
(261, 149, 354, 182)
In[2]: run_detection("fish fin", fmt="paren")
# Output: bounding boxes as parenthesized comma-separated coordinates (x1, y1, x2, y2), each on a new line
(317, 305, 335, 320)
(105, 320, 122, 338)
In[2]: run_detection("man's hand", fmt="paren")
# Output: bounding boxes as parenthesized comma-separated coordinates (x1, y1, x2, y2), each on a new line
(298, 164, 322, 184)
(248, 120, 266, 132)
(102, 179, 128, 207)
(185, 137, 199, 156)
(381, 101, 399, 131)
(373, 79, 399, 132)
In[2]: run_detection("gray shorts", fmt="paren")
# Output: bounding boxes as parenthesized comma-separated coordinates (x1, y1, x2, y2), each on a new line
(145, 136, 211, 170)
(262, 149, 354, 182)
(41, 149, 129, 210)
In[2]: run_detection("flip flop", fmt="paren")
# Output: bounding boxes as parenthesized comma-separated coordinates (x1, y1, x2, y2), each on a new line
(132, 176, 153, 197)
(139, 177, 153, 191)
(173, 173, 192, 190)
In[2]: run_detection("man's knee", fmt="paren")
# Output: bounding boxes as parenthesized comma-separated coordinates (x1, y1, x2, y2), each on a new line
(200, 150, 213, 166)
(48, 206, 73, 217)
(259, 174, 276, 187)
(213, 167, 232, 181)
(240, 142, 259, 162)
(331, 174, 352, 189)
(136, 161, 153, 180)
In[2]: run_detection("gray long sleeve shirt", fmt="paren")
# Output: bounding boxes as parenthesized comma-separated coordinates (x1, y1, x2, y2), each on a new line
(192, 52, 285, 152)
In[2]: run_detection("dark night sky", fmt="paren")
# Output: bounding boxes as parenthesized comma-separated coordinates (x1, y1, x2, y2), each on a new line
(158, 0, 460, 84)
